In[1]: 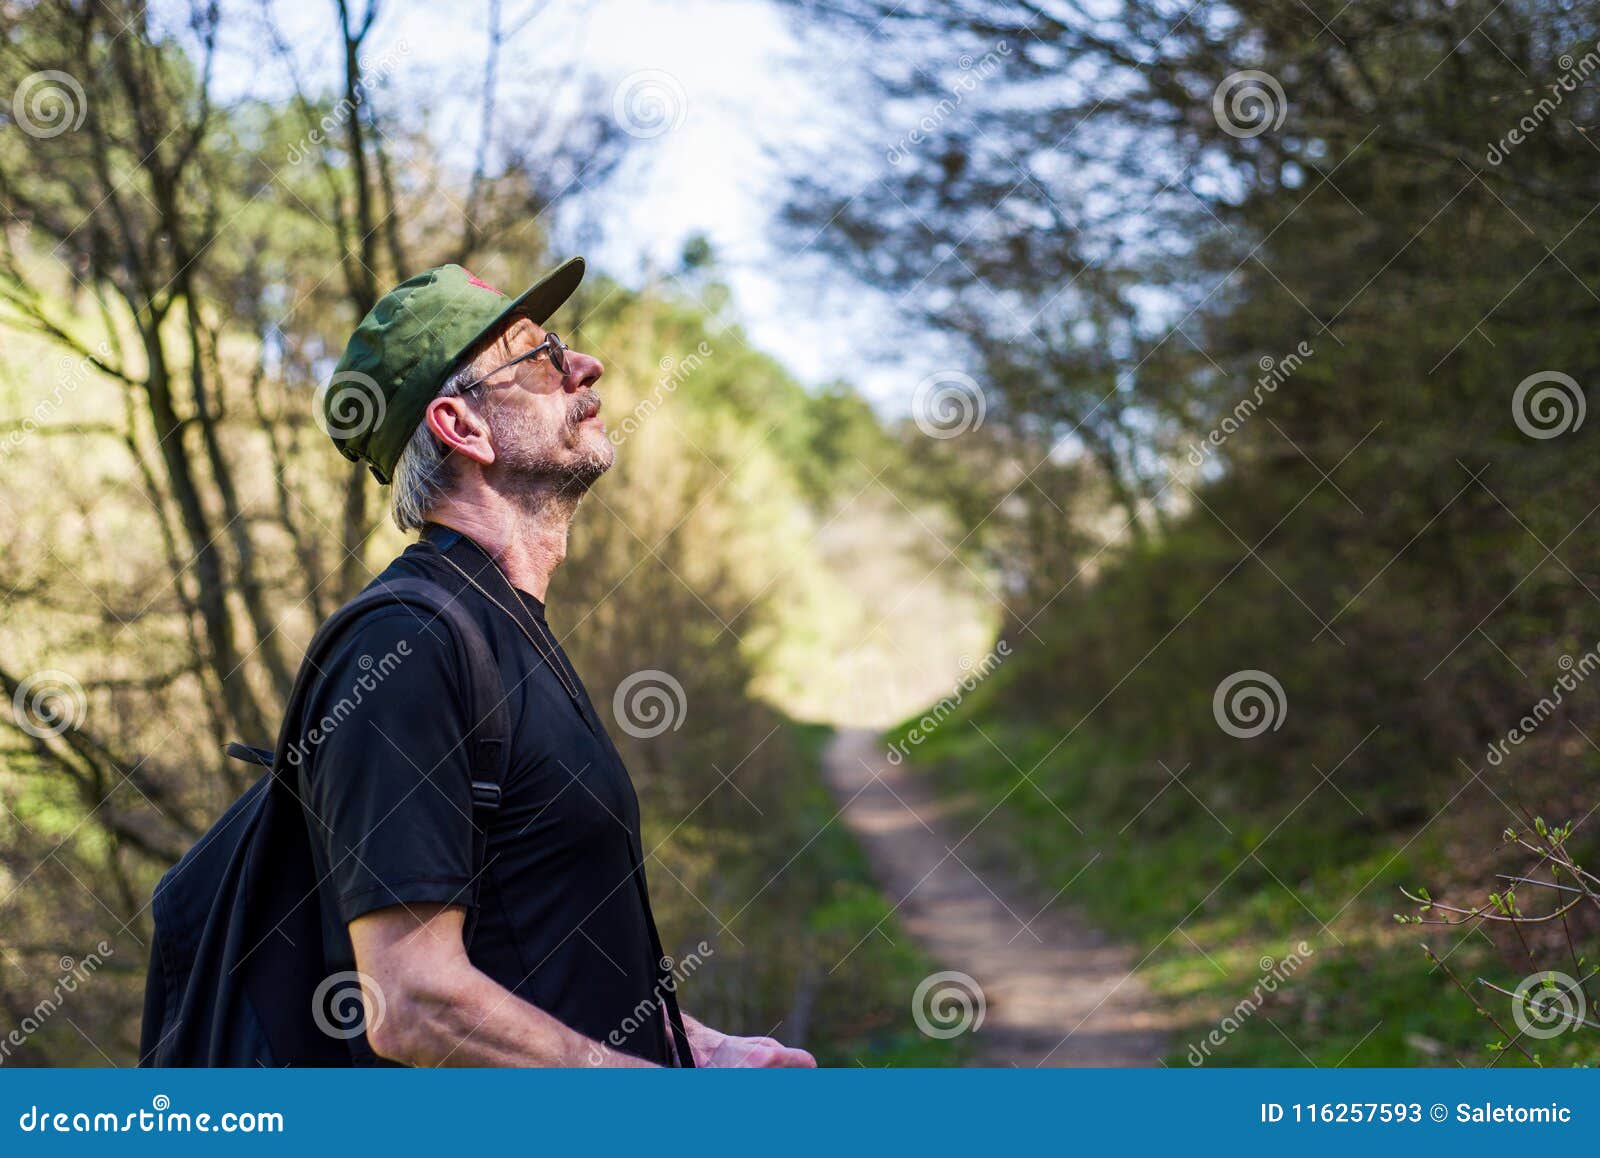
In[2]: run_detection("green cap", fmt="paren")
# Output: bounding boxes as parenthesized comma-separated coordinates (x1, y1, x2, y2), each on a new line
(322, 257, 586, 484)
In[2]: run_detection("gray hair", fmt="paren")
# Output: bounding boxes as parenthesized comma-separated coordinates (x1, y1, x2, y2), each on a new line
(388, 360, 483, 532)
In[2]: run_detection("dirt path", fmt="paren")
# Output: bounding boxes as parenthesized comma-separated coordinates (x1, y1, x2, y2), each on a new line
(823, 728, 1170, 1067)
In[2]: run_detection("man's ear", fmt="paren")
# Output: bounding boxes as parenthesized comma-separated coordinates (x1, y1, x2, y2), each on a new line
(425, 394, 495, 467)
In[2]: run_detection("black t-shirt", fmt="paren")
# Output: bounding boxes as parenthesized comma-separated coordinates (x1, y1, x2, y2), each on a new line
(295, 524, 676, 1065)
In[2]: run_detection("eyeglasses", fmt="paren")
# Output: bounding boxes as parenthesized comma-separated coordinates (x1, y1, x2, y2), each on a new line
(459, 332, 570, 394)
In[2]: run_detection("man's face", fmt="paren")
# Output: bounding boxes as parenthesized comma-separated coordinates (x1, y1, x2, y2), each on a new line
(473, 318, 614, 500)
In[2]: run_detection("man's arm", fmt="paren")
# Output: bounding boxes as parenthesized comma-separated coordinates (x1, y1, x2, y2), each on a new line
(679, 1011, 816, 1068)
(350, 903, 653, 1067)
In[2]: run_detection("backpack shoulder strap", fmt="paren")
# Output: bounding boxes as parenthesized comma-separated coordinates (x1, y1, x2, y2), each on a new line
(276, 576, 509, 936)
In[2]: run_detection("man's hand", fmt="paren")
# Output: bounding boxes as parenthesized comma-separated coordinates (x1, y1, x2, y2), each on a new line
(683, 1014, 816, 1068)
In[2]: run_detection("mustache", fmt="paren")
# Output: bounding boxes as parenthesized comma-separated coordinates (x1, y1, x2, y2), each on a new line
(567, 390, 601, 426)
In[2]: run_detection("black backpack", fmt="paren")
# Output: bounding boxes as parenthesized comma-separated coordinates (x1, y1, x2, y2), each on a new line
(138, 577, 510, 1066)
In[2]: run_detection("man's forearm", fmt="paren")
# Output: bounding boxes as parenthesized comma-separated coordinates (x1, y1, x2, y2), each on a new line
(352, 904, 656, 1068)
(368, 956, 653, 1067)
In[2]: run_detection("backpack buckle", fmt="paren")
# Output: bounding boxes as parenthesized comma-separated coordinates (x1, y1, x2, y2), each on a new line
(470, 780, 502, 810)
(471, 736, 504, 770)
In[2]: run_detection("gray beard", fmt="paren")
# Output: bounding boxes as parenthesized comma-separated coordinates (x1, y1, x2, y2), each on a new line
(484, 395, 613, 521)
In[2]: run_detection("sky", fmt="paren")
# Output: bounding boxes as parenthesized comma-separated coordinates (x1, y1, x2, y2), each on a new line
(207, 0, 936, 410)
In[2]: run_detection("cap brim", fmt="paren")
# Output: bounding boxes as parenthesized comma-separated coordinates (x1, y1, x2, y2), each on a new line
(479, 255, 586, 349)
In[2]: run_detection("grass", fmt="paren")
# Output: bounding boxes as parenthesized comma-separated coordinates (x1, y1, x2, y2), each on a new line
(888, 717, 1591, 1067)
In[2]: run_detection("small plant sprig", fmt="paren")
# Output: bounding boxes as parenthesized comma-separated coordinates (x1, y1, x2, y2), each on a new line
(1399, 818, 1599, 1065)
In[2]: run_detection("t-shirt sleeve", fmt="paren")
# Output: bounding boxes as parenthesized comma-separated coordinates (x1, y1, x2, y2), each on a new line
(294, 606, 478, 924)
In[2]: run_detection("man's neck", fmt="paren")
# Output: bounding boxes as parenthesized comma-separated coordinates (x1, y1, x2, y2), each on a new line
(428, 492, 574, 601)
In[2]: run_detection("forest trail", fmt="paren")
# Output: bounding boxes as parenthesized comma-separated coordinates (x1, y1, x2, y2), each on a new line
(823, 728, 1171, 1067)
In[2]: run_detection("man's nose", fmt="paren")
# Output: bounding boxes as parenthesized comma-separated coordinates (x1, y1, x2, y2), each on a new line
(564, 349, 603, 392)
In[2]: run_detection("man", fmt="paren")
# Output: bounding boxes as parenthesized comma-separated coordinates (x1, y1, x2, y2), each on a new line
(309, 258, 815, 1068)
